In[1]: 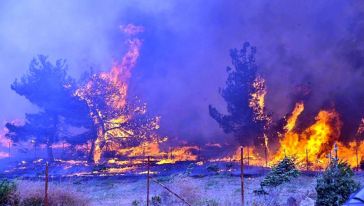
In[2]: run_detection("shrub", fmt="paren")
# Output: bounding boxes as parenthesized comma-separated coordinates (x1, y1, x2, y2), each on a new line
(0, 179, 19, 205)
(315, 160, 360, 206)
(131, 200, 140, 206)
(254, 157, 299, 194)
(206, 164, 219, 174)
(151, 195, 162, 206)
(185, 163, 194, 176)
(261, 157, 299, 187)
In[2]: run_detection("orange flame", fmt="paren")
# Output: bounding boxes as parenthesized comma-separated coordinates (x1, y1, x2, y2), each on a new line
(271, 102, 343, 169)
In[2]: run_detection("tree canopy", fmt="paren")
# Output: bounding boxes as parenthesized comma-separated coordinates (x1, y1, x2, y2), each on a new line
(6, 55, 93, 161)
(209, 42, 269, 146)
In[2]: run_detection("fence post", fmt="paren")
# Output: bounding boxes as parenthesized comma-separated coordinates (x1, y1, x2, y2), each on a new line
(356, 142, 359, 171)
(264, 146, 268, 167)
(240, 146, 244, 206)
(247, 147, 250, 166)
(44, 162, 49, 206)
(147, 156, 150, 206)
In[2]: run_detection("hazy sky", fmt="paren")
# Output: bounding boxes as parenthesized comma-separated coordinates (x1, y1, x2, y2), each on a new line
(1, 0, 364, 144)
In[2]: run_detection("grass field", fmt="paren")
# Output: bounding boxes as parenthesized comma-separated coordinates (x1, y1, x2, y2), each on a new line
(14, 172, 363, 206)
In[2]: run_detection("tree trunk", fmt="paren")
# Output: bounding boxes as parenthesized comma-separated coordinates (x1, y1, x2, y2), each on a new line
(87, 140, 95, 163)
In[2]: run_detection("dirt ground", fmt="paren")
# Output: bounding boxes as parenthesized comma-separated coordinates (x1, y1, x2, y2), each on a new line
(15, 173, 363, 206)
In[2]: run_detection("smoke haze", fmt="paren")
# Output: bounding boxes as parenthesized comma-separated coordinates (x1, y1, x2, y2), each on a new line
(1, 0, 364, 145)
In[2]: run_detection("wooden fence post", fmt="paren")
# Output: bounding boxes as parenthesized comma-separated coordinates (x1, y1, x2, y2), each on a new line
(44, 162, 49, 206)
(356, 143, 359, 171)
(240, 146, 244, 206)
(147, 156, 150, 206)
(247, 147, 250, 166)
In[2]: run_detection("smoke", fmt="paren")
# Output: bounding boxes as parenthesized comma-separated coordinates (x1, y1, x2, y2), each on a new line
(1, 0, 364, 146)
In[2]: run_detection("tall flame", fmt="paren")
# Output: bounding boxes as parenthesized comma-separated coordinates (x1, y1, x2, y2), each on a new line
(272, 103, 342, 169)
(249, 76, 269, 122)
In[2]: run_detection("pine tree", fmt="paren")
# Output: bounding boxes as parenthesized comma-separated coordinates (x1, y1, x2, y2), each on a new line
(315, 159, 360, 206)
(254, 157, 299, 194)
(6, 55, 93, 162)
(261, 157, 299, 187)
(209, 42, 269, 146)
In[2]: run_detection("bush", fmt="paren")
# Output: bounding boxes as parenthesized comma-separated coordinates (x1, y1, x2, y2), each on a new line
(151, 195, 162, 206)
(185, 163, 194, 176)
(315, 160, 360, 206)
(206, 164, 219, 174)
(254, 157, 299, 194)
(131, 200, 140, 206)
(0, 179, 19, 205)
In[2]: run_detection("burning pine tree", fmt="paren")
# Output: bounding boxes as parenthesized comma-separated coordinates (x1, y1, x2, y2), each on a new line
(75, 25, 162, 164)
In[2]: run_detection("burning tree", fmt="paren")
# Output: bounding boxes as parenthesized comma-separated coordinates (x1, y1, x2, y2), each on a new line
(6, 55, 92, 162)
(5, 25, 165, 165)
(209, 42, 270, 146)
(76, 69, 161, 163)
(76, 25, 162, 164)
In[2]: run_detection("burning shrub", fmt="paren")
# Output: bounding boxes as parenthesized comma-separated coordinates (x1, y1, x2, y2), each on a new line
(315, 160, 360, 206)
(0, 179, 19, 206)
(254, 157, 299, 194)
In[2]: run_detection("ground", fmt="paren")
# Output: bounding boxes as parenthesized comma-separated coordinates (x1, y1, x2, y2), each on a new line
(14, 173, 364, 206)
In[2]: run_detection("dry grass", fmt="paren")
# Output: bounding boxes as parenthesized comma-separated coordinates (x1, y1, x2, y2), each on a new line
(16, 180, 89, 206)
(10, 174, 364, 205)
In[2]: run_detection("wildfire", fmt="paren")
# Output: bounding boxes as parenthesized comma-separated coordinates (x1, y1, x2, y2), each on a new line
(249, 76, 270, 122)
(211, 146, 264, 166)
(269, 101, 364, 170)
(75, 24, 162, 164)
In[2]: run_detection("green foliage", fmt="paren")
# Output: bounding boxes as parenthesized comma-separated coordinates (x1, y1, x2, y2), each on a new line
(254, 157, 299, 194)
(0, 179, 19, 206)
(261, 157, 299, 187)
(151, 195, 162, 206)
(315, 160, 360, 206)
(5, 55, 93, 161)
